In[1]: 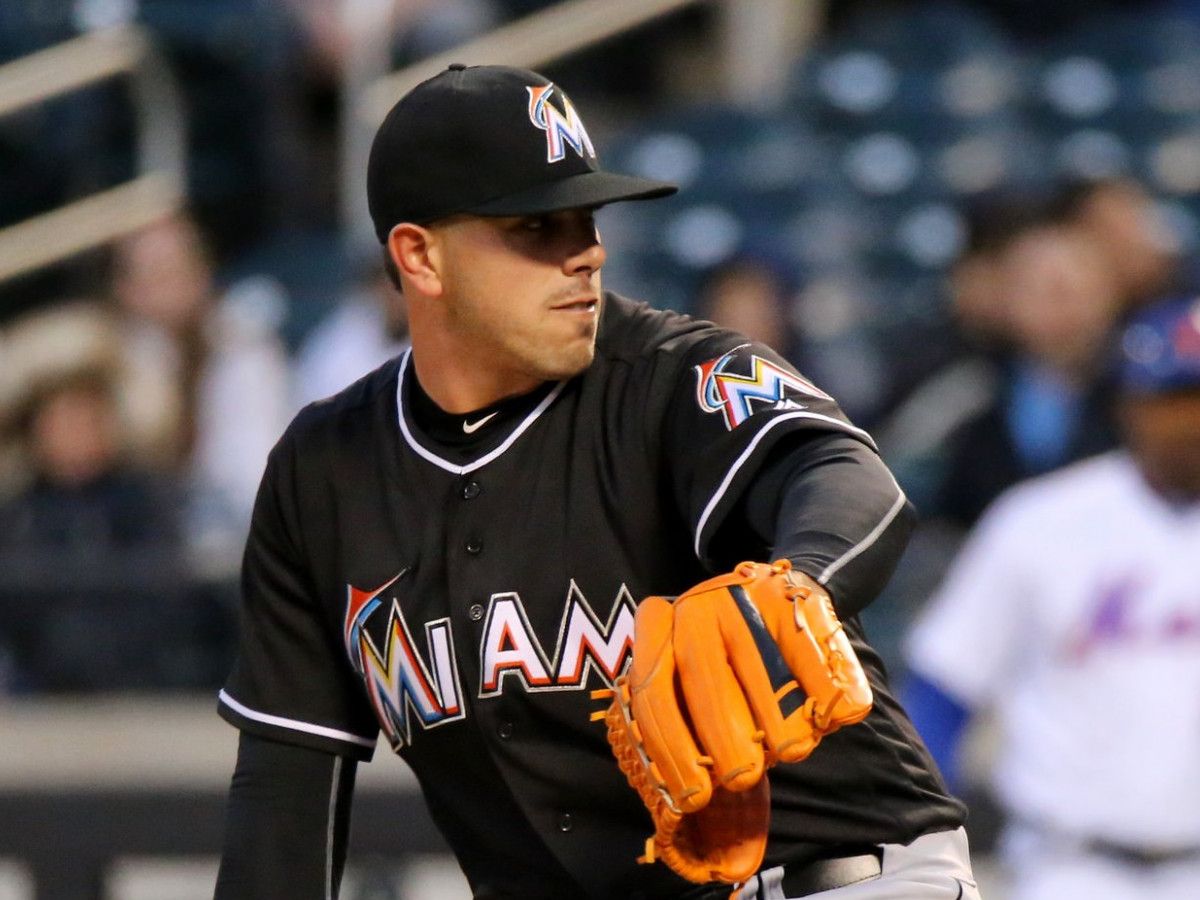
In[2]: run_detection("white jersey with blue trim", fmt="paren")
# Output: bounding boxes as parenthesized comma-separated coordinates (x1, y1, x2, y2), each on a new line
(907, 451, 1200, 848)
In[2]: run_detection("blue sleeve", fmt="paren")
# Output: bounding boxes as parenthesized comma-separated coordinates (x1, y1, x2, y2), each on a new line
(900, 672, 972, 792)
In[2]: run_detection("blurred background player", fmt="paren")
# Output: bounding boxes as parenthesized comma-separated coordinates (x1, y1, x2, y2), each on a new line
(903, 293, 1200, 900)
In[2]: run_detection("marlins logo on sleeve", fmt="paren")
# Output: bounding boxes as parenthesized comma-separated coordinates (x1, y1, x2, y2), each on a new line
(696, 345, 834, 431)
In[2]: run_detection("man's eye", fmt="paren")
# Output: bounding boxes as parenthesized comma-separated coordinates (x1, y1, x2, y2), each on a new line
(522, 216, 549, 231)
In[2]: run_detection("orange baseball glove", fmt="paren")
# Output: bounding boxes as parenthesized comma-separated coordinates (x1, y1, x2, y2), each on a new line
(593, 560, 873, 886)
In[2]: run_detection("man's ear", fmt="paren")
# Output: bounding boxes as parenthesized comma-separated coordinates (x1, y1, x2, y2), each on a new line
(387, 223, 443, 297)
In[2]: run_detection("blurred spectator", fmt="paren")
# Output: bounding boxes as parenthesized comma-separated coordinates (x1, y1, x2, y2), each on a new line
(108, 211, 292, 556)
(876, 194, 1048, 512)
(293, 254, 409, 407)
(903, 294, 1200, 900)
(0, 359, 190, 692)
(949, 194, 1053, 356)
(133, 0, 314, 262)
(692, 256, 798, 358)
(933, 212, 1122, 527)
(0, 302, 116, 493)
(1054, 177, 1181, 312)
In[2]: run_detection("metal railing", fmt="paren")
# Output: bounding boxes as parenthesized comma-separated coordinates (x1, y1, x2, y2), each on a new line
(0, 2, 815, 282)
(0, 25, 186, 285)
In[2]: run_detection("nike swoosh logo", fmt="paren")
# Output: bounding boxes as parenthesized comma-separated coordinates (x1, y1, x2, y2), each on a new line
(462, 411, 499, 434)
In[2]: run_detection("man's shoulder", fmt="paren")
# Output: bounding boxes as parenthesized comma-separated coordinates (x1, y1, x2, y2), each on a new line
(596, 292, 727, 364)
(285, 355, 401, 448)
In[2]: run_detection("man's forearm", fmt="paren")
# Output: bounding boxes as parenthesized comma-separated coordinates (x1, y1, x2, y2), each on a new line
(215, 732, 357, 899)
(743, 434, 915, 617)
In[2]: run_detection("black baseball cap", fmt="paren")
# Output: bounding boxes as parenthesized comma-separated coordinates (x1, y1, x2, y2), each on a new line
(367, 64, 677, 242)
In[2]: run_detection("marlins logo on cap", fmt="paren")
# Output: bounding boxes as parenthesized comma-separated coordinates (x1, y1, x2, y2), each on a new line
(527, 84, 596, 163)
(366, 64, 676, 240)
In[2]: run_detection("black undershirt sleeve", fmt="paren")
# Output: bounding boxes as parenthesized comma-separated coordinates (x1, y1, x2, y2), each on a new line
(215, 732, 357, 900)
(740, 433, 917, 618)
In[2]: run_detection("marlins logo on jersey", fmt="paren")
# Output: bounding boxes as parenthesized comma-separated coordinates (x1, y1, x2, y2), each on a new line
(343, 574, 635, 750)
(343, 570, 465, 750)
(527, 84, 596, 163)
(696, 345, 833, 431)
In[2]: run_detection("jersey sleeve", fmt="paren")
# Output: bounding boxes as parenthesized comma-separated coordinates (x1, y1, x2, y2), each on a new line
(661, 336, 880, 568)
(218, 427, 379, 760)
(903, 492, 1032, 708)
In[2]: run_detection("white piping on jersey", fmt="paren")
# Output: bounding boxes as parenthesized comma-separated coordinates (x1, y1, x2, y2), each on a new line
(218, 689, 376, 748)
(325, 755, 342, 900)
(395, 350, 567, 475)
(817, 478, 908, 586)
(692, 411, 876, 559)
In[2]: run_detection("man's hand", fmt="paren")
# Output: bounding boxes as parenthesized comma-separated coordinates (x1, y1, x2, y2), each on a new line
(593, 560, 873, 885)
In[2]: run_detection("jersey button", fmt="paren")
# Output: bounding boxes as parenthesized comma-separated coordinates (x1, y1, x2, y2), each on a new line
(498, 721, 514, 740)
(469, 603, 484, 621)
(558, 813, 573, 832)
(462, 480, 482, 500)
(466, 538, 482, 554)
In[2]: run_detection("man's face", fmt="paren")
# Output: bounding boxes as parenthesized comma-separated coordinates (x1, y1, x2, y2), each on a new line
(1121, 389, 1200, 501)
(113, 215, 213, 331)
(1002, 227, 1119, 375)
(431, 208, 606, 383)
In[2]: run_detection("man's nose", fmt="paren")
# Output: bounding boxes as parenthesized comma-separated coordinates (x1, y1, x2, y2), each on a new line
(566, 233, 606, 277)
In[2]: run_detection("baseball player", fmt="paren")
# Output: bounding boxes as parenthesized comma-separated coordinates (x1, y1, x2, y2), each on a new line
(904, 295, 1200, 900)
(214, 64, 977, 899)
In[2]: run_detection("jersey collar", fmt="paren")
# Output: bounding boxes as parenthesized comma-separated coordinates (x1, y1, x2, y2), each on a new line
(394, 349, 566, 475)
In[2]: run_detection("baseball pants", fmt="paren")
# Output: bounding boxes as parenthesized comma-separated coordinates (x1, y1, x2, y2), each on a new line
(734, 827, 980, 900)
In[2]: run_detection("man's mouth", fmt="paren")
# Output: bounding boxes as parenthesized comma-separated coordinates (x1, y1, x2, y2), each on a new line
(551, 297, 599, 313)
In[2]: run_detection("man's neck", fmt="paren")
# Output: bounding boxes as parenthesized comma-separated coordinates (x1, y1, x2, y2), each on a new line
(409, 345, 544, 414)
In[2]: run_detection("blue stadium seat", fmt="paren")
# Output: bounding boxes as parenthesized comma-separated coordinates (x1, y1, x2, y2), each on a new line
(602, 107, 830, 203)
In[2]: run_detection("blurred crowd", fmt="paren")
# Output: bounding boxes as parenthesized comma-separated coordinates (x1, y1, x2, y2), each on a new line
(3, 4, 1199, 893)
(0, 2, 1195, 719)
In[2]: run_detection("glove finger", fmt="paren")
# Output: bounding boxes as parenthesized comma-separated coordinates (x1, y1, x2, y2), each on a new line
(673, 594, 764, 792)
(627, 596, 713, 814)
(720, 584, 818, 764)
(752, 570, 872, 738)
(792, 587, 873, 729)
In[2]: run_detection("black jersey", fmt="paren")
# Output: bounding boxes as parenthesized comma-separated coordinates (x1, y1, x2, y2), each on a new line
(219, 293, 964, 899)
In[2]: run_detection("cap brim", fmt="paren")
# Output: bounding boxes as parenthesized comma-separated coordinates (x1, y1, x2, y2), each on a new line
(466, 170, 677, 217)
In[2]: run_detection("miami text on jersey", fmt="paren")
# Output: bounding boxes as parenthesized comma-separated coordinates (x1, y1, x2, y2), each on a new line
(344, 577, 635, 749)
(526, 84, 596, 163)
(696, 346, 833, 430)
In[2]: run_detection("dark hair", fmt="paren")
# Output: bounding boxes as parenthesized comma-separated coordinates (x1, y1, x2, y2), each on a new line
(382, 246, 403, 292)
(957, 190, 1059, 261)
(11, 364, 117, 442)
(1049, 175, 1143, 223)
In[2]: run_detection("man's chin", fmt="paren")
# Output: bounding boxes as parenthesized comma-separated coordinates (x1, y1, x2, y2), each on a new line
(538, 345, 596, 381)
